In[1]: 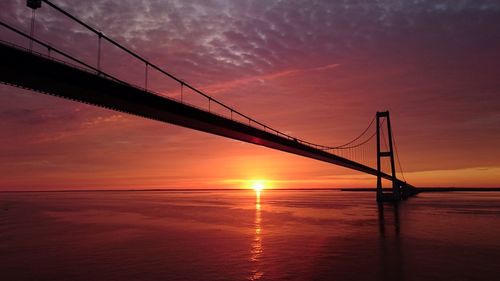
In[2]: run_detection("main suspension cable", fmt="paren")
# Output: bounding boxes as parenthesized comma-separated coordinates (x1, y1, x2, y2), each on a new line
(331, 116, 376, 149)
(322, 117, 384, 151)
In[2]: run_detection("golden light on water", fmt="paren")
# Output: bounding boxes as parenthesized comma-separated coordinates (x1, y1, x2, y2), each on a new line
(250, 180, 264, 280)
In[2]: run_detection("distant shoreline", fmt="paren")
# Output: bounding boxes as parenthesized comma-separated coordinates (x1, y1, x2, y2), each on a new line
(341, 187, 500, 192)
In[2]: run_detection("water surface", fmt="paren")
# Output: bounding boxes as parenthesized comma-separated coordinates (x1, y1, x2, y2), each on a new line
(1, 190, 500, 280)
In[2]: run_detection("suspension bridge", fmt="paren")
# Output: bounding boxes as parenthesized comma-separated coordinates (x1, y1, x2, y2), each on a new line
(0, 0, 417, 201)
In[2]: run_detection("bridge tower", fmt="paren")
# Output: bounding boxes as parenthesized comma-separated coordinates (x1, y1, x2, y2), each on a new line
(376, 111, 400, 202)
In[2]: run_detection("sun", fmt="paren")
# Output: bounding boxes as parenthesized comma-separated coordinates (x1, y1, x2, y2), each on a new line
(250, 180, 266, 191)
(252, 182, 264, 191)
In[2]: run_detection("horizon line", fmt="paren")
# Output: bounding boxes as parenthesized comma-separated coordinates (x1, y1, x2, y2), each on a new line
(2, 187, 500, 193)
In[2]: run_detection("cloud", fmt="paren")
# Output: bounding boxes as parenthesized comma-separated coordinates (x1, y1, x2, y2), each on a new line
(201, 63, 340, 94)
(1, 0, 500, 189)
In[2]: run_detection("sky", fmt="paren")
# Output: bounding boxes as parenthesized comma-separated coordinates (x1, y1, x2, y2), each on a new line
(0, 0, 499, 190)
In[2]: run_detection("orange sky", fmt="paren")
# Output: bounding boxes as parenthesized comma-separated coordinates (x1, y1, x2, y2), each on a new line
(1, 0, 499, 190)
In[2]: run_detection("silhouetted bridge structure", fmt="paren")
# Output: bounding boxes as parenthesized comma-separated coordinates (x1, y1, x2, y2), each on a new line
(0, 0, 417, 201)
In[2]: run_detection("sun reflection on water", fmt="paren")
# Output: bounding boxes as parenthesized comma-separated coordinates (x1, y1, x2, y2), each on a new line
(249, 189, 264, 280)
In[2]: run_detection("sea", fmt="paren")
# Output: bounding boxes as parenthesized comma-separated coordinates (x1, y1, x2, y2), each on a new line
(1, 190, 500, 281)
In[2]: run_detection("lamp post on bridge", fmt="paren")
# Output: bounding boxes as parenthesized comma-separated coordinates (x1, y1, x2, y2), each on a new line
(26, 0, 42, 51)
(27, 0, 42, 9)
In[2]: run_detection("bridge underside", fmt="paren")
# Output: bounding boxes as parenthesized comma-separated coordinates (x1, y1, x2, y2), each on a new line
(0, 42, 409, 185)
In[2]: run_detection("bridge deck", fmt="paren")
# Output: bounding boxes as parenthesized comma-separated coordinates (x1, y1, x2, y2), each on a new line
(0, 42, 400, 182)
